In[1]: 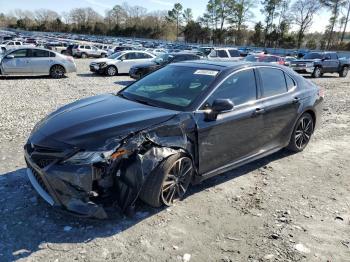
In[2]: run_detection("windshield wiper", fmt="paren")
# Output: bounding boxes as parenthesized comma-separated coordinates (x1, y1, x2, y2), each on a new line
(118, 92, 158, 108)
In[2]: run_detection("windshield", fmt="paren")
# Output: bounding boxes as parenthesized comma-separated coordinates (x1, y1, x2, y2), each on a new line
(108, 52, 123, 59)
(245, 55, 258, 62)
(120, 65, 219, 110)
(152, 53, 173, 64)
(303, 53, 323, 59)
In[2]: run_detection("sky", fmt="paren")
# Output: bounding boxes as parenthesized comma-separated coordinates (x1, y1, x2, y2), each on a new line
(1, 0, 331, 33)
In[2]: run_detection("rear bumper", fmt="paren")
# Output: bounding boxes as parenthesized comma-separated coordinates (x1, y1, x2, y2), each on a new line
(65, 63, 77, 73)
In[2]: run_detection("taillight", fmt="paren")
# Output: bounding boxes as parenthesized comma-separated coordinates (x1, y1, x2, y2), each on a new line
(318, 86, 325, 98)
(66, 56, 74, 62)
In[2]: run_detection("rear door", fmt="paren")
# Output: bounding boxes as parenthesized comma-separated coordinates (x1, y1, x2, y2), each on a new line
(329, 53, 340, 72)
(1, 49, 31, 74)
(257, 67, 300, 149)
(27, 49, 51, 74)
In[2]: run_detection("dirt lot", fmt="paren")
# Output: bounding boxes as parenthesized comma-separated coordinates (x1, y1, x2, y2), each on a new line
(0, 59, 349, 262)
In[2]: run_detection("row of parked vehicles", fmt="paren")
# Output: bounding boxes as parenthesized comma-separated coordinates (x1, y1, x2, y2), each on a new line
(0, 42, 349, 79)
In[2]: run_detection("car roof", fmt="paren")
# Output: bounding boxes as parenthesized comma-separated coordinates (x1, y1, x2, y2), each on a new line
(173, 60, 289, 71)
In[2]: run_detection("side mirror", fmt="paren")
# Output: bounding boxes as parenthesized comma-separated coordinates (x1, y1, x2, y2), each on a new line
(6, 55, 14, 59)
(204, 99, 234, 121)
(212, 99, 234, 113)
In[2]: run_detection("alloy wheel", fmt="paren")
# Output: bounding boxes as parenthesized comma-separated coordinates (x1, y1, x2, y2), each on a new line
(107, 66, 117, 76)
(314, 67, 321, 78)
(295, 116, 313, 150)
(161, 157, 192, 206)
(51, 66, 64, 78)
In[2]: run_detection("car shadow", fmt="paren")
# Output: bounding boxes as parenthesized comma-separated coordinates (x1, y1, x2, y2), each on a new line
(76, 73, 103, 78)
(0, 75, 64, 80)
(0, 149, 292, 261)
(303, 75, 339, 79)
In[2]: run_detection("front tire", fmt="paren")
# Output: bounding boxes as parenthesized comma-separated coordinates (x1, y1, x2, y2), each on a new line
(312, 67, 322, 78)
(81, 53, 88, 59)
(106, 65, 117, 76)
(339, 66, 348, 77)
(139, 153, 193, 207)
(50, 65, 65, 79)
(287, 113, 314, 152)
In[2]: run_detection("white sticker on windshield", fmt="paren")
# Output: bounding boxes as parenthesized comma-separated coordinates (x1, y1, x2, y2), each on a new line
(194, 70, 219, 76)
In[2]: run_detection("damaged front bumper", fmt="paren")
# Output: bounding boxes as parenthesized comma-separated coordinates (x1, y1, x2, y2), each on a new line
(25, 150, 109, 219)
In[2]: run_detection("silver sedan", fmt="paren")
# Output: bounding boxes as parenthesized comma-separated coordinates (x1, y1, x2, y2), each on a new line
(0, 48, 76, 78)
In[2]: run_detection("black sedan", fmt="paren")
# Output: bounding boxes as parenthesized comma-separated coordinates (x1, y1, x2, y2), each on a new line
(25, 61, 323, 218)
(129, 53, 201, 79)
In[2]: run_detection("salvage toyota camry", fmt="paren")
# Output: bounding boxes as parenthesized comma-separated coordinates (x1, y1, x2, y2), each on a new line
(25, 61, 323, 218)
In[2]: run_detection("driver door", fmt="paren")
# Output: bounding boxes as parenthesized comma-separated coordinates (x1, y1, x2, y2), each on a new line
(2, 49, 31, 74)
(194, 68, 265, 174)
(118, 52, 137, 73)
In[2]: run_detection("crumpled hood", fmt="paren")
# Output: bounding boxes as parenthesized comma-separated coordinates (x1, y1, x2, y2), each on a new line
(29, 94, 178, 150)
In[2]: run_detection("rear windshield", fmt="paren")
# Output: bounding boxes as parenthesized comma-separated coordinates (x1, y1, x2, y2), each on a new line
(303, 53, 323, 59)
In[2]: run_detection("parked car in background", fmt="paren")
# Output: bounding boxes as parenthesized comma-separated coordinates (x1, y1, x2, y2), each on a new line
(0, 40, 33, 53)
(208, 48, 242, 61)
(46, 42, 69, 55)
(129, 52, 201, 79)
(0, 48, 76, 78)
(290, 52, 350, 78)
(25, 61, 323, 218)
(90, 50, 156, 76)
(245, 54, 285, 65)
(72, 45, 107, 58)
(284, 56, 297, 66)
(107, 46, 133, 56)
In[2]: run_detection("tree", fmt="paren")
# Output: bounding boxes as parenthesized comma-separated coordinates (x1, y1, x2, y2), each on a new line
(261, 0, 283, 46)
(320, 0, 347, 49)
(292, 0, 321, 48)
(306, 38, 318, 49)
(340, 0, 350, 42)
(167, 3, 183, 40)
(229, 0, 256, 45)
(250, 21, 264, 46)
(183, 8, 193, 24)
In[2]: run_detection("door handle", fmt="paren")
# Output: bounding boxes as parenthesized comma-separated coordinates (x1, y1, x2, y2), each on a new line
(292, 97, 300, 103)
(252, 108, 265, 117)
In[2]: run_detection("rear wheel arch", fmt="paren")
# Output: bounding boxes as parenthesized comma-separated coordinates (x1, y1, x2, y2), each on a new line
(304, 109, 316, 127)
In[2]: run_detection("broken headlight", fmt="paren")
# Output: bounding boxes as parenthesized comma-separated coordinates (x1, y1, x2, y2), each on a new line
(63, 150, 114, 165)
(63, 148, 127, 165)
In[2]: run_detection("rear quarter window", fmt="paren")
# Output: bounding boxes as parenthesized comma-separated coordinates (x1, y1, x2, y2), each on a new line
(285, 73, 296, 90)
(259, 68, 288, 97)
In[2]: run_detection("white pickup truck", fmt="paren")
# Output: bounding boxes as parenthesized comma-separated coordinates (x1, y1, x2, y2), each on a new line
(0, 41, 34, 53)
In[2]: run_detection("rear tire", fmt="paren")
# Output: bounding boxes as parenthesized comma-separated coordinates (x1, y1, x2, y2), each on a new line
(139, 153, 193, 207)
(50, 65, 65, 79)
(339, 66, 348, 77)
(312, 66, 322, 78)
(106, 65, 117, 76)
(287, 113, 314, 152)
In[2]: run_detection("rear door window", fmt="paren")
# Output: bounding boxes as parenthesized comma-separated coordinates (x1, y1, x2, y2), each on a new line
(259, 68, 288, 97)
(31, 49, 50, 57)
(228, 49, 240, 57)
(217, 50, 229, 58)
(284, 73, 296, 90)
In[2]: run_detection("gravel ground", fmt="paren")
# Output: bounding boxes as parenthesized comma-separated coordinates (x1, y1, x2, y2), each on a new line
(0, 59, 349, 262)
